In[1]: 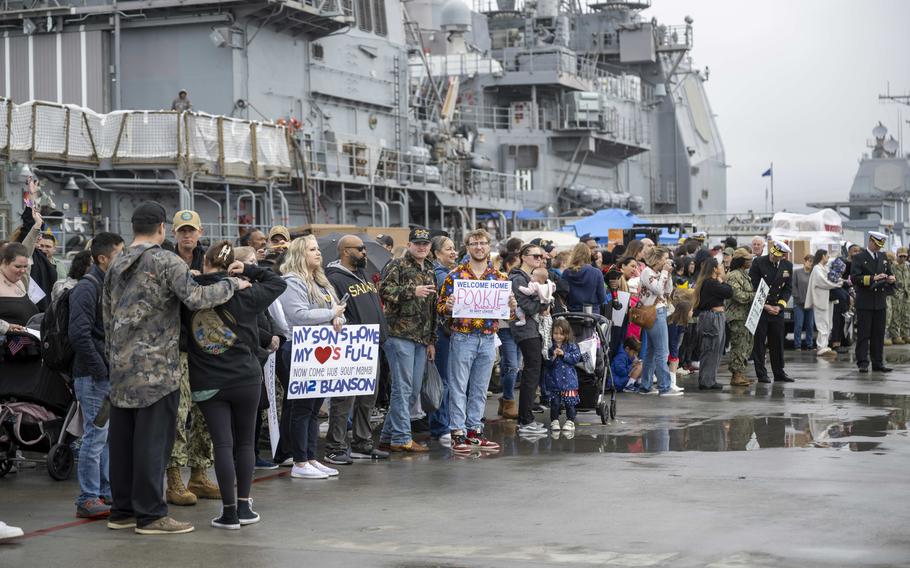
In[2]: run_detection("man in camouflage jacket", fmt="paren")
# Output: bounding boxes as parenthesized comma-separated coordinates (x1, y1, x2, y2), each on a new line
(887, 247, 910, 343)
(102, 201, 247, 535)
(377, 227, 437, 453)
(725, 248, 755, 386)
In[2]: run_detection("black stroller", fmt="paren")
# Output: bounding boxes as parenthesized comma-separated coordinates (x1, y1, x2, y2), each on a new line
(555, 312, 617, 424)
(0, 317, 79, 481)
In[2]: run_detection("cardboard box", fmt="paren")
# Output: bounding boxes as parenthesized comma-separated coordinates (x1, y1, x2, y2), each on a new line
(790, 239, 811, 264)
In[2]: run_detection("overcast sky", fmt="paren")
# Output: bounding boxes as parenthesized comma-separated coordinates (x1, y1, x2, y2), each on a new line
(648, 0, 910, 213)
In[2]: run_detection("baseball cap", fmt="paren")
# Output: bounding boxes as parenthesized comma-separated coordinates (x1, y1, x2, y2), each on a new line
(409, 227, 431, 244)
(376, 234, 394, 248)
(132, 201, 167, 225)
(529, 237, 555, 253)
(898, 247, 908, 257)
(268, 225, 291, 242)
(173, 210, 201, 230)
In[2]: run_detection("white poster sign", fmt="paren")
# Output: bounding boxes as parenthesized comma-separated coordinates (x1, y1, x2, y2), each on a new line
(263, 353, 280, 459)
(288, 324, 381, 399)
(452, 279, 512, 320)
(745, 279, 770, 335)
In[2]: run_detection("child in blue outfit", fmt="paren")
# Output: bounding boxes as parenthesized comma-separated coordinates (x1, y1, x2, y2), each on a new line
(544, 319, 582, 431)
(611, 336, 642, 392)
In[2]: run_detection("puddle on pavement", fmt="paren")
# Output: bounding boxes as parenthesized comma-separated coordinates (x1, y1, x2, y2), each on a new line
(475, 388, 910, 456)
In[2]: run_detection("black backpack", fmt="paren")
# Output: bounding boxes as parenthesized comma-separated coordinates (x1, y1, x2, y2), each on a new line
(41, 273, 101, 373)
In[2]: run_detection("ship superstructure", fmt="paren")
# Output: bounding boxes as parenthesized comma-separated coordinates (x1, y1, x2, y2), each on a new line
(0, 0, 725, 246)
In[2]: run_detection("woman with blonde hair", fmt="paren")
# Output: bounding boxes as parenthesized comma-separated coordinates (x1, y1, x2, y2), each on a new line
(277, 235, 347, 480)
(560, 243, 606, 313)
(637, 246, 681, 396)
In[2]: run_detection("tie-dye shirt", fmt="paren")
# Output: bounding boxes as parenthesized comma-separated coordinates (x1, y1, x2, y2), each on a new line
(436, 260, 510, 335)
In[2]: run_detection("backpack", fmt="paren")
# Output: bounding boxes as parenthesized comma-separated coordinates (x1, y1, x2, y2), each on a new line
(41, 273, 101, 373)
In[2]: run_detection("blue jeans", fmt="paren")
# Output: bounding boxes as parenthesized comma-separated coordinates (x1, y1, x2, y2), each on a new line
(640, 307, 672, 393)
(74, 376, 111, 505)
(792, 305, 815, 348)
(497, 328, 519, 401)
(447, 333, 497, 433)
(380, 337, 427, 445)
(429, 329, 451, 439)
(668, 323, 684, 362)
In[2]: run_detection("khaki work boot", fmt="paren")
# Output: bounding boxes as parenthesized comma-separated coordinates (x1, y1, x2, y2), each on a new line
(497, 398, 505, 416)
(134, 516, 194, 535)
(903, 337, 910, 344)
(892, 337, 906, 345)
(730, 372, 751, 387)
(166, 467, 197, 506)
(187, 467, 221, 500)
(501, 399, 519, 420)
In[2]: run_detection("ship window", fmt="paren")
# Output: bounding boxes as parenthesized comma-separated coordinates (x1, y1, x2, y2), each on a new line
(357, 0, 372, 32)
(515, 169, 533, 192)
(312, 43, 324, 60)
(373, 0, 387, 36)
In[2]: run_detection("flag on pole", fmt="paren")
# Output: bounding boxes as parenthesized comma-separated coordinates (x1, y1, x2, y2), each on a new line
(761, 167, 773, 177)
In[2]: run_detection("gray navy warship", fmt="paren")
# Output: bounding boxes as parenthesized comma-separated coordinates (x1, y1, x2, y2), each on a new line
(0, 0, 726, 246)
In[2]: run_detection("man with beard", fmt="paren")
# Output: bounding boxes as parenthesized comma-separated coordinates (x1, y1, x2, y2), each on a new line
(323, 235, 390, 463)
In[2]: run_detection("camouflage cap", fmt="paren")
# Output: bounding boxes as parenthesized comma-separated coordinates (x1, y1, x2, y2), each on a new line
(898, 247, 908, 257)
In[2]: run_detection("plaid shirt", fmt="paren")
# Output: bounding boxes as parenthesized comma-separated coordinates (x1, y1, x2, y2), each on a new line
(436, 260, 509, 335)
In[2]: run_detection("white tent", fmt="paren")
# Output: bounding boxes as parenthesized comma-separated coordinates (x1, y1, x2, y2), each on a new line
(769, 209, 843, 257)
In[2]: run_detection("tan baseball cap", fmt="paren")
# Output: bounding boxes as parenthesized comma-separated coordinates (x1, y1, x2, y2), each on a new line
(173, 210, 202, 230)
(268, 225, 291, 242)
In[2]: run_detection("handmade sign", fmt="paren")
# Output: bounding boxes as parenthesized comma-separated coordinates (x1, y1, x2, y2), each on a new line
(263, 353, 280, 458)
(745, 279, 770, 335)
(452, 279, 512, 320)
(288, 324, 381, 399)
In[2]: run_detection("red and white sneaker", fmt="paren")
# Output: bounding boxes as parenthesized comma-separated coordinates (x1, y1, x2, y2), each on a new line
(467, 430, 500, 451)
(450, 432, 474, 454)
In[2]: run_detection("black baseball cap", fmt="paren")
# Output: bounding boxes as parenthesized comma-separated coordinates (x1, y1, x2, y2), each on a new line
(409, 227, 431, 243)
(375, 234, 394, 248)
(131, 201, 167, 225)
(529, 237, 555, 253)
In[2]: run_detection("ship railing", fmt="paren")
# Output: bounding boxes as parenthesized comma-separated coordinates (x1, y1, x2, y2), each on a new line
(467, 169, 522, 202)
(654, 24, 692, 51)
(0, 98, 292, 180)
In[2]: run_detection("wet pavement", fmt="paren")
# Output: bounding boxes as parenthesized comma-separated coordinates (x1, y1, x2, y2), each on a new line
(2, 348, 910, 567)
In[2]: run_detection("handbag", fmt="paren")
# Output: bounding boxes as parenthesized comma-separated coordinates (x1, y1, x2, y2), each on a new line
(420, 359, 444, 413)
(629, 302, 657, 330)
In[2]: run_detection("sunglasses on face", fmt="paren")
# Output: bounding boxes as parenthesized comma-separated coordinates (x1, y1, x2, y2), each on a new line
(345, 245, 366, 252)
(525, 253, 543, 259)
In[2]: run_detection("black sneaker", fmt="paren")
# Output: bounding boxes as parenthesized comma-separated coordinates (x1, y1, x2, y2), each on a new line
(350, 447, 390, 460)
(324, 451, 354, 465)
(211, 507, 240, 530)
(237, 499, 260, 526)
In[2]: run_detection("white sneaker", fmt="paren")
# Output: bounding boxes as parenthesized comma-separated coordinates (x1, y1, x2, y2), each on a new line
(563, 420, 576, 432)
(438, 433, 452, 446)
(277, 457, 294, 467)
(290, 463, 328, 479)
(660, 390, 684, 397)
(0, 521, 24, 540)
(310, 460, 339, 477)
(518, 421, 547, 435)
(817, 347, 832, 356)
(676, 368, 690, 377)
(550, 420, 561, 431)
(670, 384, 685, 393)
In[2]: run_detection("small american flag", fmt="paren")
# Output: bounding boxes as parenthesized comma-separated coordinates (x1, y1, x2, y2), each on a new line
(6, 336, 29, 356)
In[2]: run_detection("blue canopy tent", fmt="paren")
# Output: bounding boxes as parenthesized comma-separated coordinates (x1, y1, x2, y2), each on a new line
(569, 209, 649, 242)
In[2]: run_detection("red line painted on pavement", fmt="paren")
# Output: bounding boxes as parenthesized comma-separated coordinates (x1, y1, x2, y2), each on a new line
(22, 518, 100, 539)
(20, 470, 289, 539)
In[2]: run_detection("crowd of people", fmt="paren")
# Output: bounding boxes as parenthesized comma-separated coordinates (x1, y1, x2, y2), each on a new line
(0, 196, 904, 540)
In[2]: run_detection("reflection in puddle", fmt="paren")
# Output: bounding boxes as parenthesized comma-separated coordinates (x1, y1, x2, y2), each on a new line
(481, 390, 910, 455)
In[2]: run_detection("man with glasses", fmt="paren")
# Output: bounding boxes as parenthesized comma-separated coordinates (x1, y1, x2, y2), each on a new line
(324, 235, 390, 463)
(378, 227, 437, 452)
(437, 229, 516, 453)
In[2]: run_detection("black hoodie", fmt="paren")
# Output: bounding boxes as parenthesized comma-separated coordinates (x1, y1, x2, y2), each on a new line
(325, 260, 388, 344)
(182, 264, 287, 392)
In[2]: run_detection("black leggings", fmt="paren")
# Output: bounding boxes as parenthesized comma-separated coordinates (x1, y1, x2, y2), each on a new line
(517, 336, 543, 426)
(197, 383, 261, 506)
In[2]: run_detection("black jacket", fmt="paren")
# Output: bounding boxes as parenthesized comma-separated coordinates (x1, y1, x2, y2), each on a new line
(17, 207, 57, 311)
(182, 264, 287, 392)
(851, 249, 893, 311)
(749, 255, 793, 312)
(67, 265, 106, 380)
(325, 261, 387, 344)
(509, 267, 546, 343)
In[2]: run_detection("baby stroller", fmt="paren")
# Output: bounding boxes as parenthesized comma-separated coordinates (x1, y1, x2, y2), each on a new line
(555, 312, 617, 424)
(0, 315, 79, 481)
